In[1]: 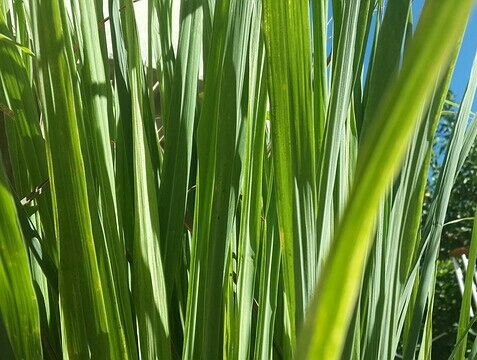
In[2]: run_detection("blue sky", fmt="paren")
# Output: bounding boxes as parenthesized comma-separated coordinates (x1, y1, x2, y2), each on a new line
(413, 0, 477, 111)
(326, 2, 477, 111)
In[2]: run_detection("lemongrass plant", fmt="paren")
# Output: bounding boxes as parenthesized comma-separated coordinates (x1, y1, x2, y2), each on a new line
(0, 0, 476, 359)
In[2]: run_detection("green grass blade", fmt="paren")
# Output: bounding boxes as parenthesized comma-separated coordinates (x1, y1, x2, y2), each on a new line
(109, 0, 135, 257)
(235, 5, 267, 356)
(360, 0, 411, 136)
(299, 0, 475, 358)
(121, 1, 171, 358)
(262, 1, 317, 356)
(316, 0, 361, 273)
(159, 0, 202, 295)
(404, 49, 477, 360)
(311, 0, 328, 147)
(254, 163, 281, 360)
(73, 0, 138, 356)
(452, 51, 477, 360)
(183, 0, 253, 357)
(31, 1, 109, 357)
(30, 0, 124, 356)
(0, 4, 56, 265)
(152, 0, 175, 128)
(0, 160, 42, 360)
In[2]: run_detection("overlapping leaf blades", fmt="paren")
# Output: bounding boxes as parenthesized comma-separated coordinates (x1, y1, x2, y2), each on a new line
(0, 0, 476, 359)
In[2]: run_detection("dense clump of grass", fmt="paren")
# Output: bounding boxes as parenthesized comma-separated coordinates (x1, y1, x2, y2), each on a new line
(0, 0, 476, 359)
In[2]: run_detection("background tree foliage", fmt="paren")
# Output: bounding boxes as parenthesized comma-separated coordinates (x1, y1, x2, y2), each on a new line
(429, 92, 477, 358)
